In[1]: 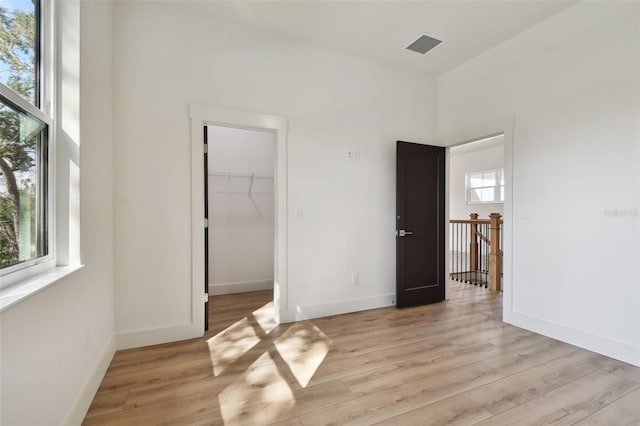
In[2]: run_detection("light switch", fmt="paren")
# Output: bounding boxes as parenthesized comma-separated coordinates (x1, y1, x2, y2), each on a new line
(295, 207, 303, 219)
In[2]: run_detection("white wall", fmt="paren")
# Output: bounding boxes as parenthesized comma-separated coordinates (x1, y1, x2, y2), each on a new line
(113, 1, 435, 345)
(448, 142, 504, 256)
(208, 126, 274, 295)
(449, 143, 504, 221)
(0, 1, 116, 424)
(438, 1, 640, 366)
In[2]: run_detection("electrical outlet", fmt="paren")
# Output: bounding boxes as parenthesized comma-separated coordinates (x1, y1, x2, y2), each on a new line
(352, 272, 359, 285)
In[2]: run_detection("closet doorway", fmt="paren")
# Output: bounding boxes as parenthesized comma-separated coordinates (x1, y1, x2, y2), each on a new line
(206, 125, 275, 330)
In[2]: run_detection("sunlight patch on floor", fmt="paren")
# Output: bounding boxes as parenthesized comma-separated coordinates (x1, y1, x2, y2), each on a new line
(274, 321, 330, 388)
(206, 299, 331, 421)
(218, 351, 296, 425)
(207, 317, 260, 376)
(253, 301, 277, 334)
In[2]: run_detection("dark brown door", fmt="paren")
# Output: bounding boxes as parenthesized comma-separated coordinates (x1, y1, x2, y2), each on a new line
(396, 141, 445, 308)
(204, 126, 210, 331)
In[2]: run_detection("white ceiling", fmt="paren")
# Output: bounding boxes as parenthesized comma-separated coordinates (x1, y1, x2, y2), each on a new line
(188, 0, 578, 75)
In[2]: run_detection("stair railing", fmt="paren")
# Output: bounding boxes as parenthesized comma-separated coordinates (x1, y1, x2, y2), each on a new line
(449, 213, 503, 291)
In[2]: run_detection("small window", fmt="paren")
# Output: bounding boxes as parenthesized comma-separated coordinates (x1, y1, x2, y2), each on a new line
(466, 168, 504, 204)
(1, 0, 51, 275)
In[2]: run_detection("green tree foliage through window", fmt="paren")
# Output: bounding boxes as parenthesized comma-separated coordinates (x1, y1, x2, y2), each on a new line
(0, 1, 46, 269)
(0, 2, 37, 105)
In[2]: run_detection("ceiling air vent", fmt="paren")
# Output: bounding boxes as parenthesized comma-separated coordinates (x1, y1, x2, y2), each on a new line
(405, 34, 443, 55)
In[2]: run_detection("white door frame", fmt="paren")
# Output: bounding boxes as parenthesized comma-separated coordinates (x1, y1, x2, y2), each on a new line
(190, 104, 289, 333)
(441, 115, 514, 319)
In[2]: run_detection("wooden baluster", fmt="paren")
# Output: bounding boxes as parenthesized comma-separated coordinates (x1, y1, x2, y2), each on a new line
(469, 213, 479, 273)
(488, 213, 502, 291)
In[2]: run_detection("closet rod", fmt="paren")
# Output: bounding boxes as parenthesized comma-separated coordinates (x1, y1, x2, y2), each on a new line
(209, 172, 274, 180)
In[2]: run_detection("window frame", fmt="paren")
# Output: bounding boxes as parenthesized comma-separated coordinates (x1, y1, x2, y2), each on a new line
(0, 0, 55, 287)
(465, 168, 504, 205)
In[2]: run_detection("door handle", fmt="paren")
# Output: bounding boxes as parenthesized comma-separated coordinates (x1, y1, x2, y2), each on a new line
(398, 230, 414, 237)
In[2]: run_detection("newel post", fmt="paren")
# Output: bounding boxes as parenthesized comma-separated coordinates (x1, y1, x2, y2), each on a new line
(469, 213, 479, 272)
(488, 213, 502, 291)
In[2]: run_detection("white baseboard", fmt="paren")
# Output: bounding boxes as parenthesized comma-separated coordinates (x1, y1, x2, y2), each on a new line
(504, 311, 640, 367)
(63, 334, 116, 426)
(279, 293, 396, 323)
(209, 279, 273, 295)
(116, 322, 202, 351)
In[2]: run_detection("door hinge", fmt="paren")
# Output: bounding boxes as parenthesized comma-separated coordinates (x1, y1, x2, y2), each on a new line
(204, 218, 209, 228)
(203, 293, 209, 303)
(204, 144, 208, 154)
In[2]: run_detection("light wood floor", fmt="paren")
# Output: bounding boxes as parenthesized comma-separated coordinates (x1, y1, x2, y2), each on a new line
(84, 282, 640, 425)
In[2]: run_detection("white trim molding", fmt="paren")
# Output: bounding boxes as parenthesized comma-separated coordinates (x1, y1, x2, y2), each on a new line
(189, 104, 288, 327)
(116, 323, 202, 351)
(441, 115, 515, 319)
(282, 294, 396, 323)
(63, 335, 116, 425)
(504, 311, 640, 367)
(209, 280, 274, 296)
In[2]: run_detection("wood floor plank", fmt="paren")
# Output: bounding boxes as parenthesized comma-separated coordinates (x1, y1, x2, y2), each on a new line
(301, 329, 510, 390)
(267, 417, 304, 426)
(122, 351, 294, 410)
(98, 356, 214, 395)
(320, 312, 494, 357)
(83, 389, 224, 426)
(106, 338, 209, 376)
(343, 342, 505, 394)
(213, 377, 361, 425)
(84, 281, 640, 426)
(340, 329, 546, 395)
(83, 389, 128, 418)
(601, 360, 640, 384)
(473, 369, 639, 425)
(573, 388, 640, 425)
(464, 349, 616, 415)
(300, 362, 504, 425)
(372, 394, 493, 426)
(330, 316, 499, 360)
(124, 374, 218, 410)
(482, 338, 578, 375)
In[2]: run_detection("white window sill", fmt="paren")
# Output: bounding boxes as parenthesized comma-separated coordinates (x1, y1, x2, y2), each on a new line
(0, 265, 84, 313)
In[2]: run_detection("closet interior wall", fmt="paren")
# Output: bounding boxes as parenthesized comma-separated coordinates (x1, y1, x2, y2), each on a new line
(208, 125, 275, 295)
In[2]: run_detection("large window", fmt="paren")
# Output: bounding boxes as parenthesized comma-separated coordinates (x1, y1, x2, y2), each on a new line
(466, 168, 504, 204)
(0, 0, 51, 275)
